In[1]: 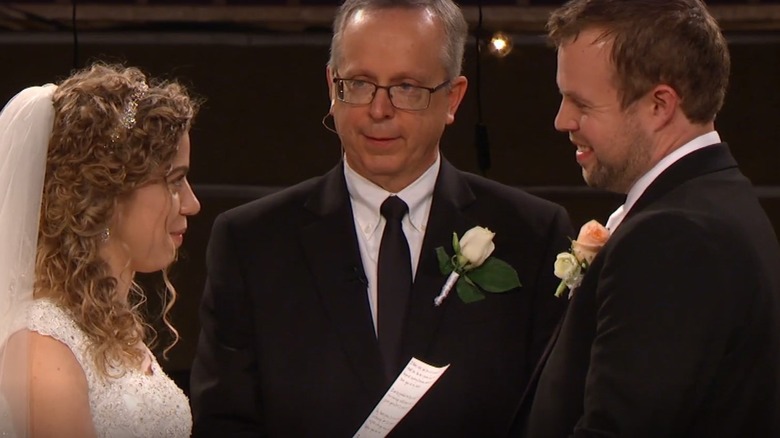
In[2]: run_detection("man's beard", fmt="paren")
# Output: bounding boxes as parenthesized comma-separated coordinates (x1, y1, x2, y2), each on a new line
(583, 126, 653, 194)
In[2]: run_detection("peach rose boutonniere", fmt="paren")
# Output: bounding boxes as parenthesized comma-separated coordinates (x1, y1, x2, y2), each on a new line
(434, 226, 521, 306)
(554, 220, 610, 298)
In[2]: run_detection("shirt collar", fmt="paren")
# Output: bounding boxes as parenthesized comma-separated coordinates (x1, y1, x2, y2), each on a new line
(344, 155, 439, 237)
(624, 131, 721, 212)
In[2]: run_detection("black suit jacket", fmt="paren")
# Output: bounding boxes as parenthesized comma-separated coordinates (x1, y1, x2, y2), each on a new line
(514, 144, 780, 437)
(190, 158, 573, 437)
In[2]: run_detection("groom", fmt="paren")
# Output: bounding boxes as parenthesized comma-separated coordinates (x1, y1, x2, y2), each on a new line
(190, 0, 572, 436)
(513, 0, 780, 436)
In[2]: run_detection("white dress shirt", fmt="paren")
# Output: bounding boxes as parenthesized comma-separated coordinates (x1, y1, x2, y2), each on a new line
(607, 131, 721, 232)
(344, 155, 439, 334)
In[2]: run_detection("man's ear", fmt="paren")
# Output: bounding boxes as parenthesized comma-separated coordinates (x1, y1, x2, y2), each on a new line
(326, 66, 335, 109)
(445, 76, 468, 125)
(647, 84, 679, 130)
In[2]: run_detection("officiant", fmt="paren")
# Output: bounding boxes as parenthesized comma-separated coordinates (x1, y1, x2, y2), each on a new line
(190, 0, 572, 436)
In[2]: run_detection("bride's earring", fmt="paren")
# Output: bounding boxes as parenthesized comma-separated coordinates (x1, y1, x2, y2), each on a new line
(99, 227, 110, 243)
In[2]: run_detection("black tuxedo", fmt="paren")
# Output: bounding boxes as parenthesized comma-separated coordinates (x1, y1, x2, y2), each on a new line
(190, 158, 573, 437)
(514, 144, 780, 437)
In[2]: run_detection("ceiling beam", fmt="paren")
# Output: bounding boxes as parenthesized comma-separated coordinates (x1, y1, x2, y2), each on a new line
(3, 4, 780, 32)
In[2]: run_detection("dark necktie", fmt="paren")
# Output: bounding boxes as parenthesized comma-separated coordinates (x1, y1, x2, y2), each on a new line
(377, 195, 412, 382)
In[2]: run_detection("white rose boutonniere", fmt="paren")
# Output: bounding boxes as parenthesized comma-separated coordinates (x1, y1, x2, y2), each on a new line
(554, 219, 610, 298)
(554, 252, 581, 281)
(434, 226, 521, 306)
(458, 226, 496, 268)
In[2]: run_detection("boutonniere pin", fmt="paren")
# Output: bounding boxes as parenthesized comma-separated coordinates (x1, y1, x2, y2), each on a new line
(554, 220, 610, 298)
(434, 226, 521, 306)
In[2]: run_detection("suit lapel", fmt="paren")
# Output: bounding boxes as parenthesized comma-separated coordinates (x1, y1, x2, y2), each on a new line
(624, 143, 738, 222)
(402, 159, 477, 363)
(299, 164, 385, 394)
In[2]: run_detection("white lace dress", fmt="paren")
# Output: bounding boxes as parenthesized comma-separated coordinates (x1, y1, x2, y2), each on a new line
(25, 299, 192, 437)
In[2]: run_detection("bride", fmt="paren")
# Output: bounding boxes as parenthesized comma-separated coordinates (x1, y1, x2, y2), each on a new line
(0, 63, 201, 437)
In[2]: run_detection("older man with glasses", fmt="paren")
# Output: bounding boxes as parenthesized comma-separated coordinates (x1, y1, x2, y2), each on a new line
(190, 1, 574, 436)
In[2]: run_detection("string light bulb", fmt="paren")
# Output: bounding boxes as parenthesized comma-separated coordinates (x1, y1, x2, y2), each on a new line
(488, 32, 513, 58)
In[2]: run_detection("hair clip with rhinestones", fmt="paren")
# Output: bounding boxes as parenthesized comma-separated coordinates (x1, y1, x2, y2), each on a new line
(110, 81, 148, 144)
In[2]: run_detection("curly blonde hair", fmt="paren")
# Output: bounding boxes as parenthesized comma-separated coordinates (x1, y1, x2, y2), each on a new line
(35, 62, 200, 377)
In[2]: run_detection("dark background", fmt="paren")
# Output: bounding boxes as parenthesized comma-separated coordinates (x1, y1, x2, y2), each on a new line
(1, 1, 778, 391)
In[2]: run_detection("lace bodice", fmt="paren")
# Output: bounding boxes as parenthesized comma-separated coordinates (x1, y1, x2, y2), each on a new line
(25, 299, 191, 437)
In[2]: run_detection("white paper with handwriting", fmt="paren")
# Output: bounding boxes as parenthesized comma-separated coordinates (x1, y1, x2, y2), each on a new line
(353, 357, 450, 437)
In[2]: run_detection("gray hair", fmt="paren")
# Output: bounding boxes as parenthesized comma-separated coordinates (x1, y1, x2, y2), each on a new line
(328, 0, 468, 79)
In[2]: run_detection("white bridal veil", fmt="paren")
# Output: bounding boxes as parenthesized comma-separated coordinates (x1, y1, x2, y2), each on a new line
(0, 84, 56, 437)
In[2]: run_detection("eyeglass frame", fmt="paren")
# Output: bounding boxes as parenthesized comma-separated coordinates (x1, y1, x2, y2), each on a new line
(331, 77, 452, 111)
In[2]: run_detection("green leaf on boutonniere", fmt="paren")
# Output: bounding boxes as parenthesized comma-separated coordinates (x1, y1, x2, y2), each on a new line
(466, 257, 522, 293)
(436, 246, 454, 275)
(457, 275, 485, 303)
(433, 226, 522, 306)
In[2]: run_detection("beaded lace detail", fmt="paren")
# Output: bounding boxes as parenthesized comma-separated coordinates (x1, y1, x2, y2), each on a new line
(26, 299, 191, 437)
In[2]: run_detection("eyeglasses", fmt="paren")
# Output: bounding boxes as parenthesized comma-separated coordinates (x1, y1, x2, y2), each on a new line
(332, 77, 451, 111)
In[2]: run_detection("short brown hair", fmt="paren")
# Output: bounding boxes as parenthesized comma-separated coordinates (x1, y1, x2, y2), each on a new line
(547, 0, 730, 123)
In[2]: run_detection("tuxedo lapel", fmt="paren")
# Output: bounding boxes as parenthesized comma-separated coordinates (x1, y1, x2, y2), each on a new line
(402, 159, 477, 363)
(624, 143, 738, 222)
(299, 164, 385, 394)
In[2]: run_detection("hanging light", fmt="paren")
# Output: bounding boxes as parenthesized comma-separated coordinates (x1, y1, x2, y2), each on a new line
(488, 31, 513, 58)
